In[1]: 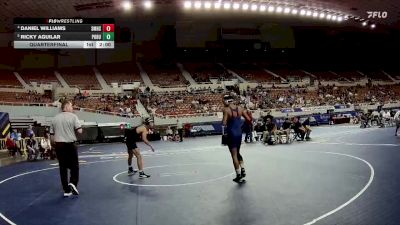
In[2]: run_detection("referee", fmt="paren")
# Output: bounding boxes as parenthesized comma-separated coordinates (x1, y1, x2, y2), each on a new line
(50, 100, 82, 197)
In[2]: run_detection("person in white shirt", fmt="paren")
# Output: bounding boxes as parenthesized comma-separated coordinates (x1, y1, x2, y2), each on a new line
(394, 110, 400, 136)
(40, 132, 52, 159)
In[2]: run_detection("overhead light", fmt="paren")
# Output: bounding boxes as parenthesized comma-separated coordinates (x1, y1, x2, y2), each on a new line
(291, 9, 298, 15)
(268, 5, 275, 12)
(370, 24, 376, 29)
(319, 13, 325, 19)
(233, 2, 240, 10)
(300, 9, 306, 16)
(337, 16, 343, 22)
(242, 3, 249, 10)
(143, 0, 153, 9)
(251, 4, 258, 11)
(276, 6, 283, 13)
(223, 2, 231, 9)
(183, 1, 192, 9)
(260, 5, 266, 12)
(332, 15, 337, 21)
(214, 2, 221, 9)
(194, 1, 202, 9)
(284, 7, 291, 14)
(204, 1, 211, 9)
(122, 1, 133, 10)
(362, 21, 367, 26)
(326, 14, 332, 20)
(306, 10, 312, 16)
(312, 12, 318, 17)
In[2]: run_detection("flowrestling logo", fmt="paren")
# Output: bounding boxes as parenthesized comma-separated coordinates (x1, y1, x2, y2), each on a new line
(367, 11, 388, 19)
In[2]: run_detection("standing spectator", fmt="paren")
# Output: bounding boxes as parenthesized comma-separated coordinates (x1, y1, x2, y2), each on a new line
(177, 119, 183, 142)
(243, 110, 253, 143)
(50, 100, 82, 197)
(394, 110, 400, 136)
(26, 125, 35, 138)
(302, 117, 312, 141)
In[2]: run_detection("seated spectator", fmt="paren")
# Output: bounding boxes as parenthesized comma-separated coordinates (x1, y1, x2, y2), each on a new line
(278, 118, 292, 144)
(254, 122, 265, 141)
(292, 117, 306, 141)
(40, 132, 53, 159)
(263, 117, 278, 144)
(6, 134, 22, 157)
(26, 134, 39, 161)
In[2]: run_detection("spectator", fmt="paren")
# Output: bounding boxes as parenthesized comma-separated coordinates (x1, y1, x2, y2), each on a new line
(6, 134, 21, 157)
(177, 119, 183, 142)
(26, 134, 39, 161)
(292, 117, 306, 141)
(263, 117, 278, 144)
(40, 132, 53, 159)
(302, 117, 312, 140)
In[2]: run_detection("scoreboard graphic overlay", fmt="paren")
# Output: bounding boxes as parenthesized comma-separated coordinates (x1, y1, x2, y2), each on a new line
(13, 18, 115, 49)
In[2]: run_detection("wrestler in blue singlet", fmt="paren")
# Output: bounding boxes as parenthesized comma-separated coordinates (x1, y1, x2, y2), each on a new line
(226, 107, 243, 151)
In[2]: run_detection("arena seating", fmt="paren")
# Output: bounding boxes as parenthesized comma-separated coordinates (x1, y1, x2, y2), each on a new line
(142, 63, 188, 87)
(183, 62, 233, 83)
(0, 91, 52, 103)
(141, 91, 224, 117)
(332, 71, 365, 81)
(0, 70, 22, 88)
(73, 95, 140, 116)
(58, 66, 101, 89)
(310, 71, 339, 81)
(362, 70, 392, 81)
(97, 62, 142, 85)
(227, 63, 279, 83)
(18, 69, 61, 85)
(268, 68, 310, 81)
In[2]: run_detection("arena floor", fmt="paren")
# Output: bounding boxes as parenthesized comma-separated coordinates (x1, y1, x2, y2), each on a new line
(0, 125, 399, 225)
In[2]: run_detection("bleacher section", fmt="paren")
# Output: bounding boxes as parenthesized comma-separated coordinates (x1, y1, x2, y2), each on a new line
(362, 70, 392, 81)
(18, 69, 61, 85)
(142, 92, 224, 117)
(228, 63, 279, 83)
(309, 71, 339, 81)
(0, 70, 22, 88)
(73, 96, 140, 116)
(58, 66, 101, 89)
(142, 63, 189, 87)
(268, 68, 309, 81)
(98, 62, 142, 85)
(333, 71, 364, 81)
(183, 63, 232, 83)
(0, 91, 52, 103)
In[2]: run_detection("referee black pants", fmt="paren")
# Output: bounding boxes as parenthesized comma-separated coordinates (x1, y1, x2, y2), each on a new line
(55, 142, 79, 193)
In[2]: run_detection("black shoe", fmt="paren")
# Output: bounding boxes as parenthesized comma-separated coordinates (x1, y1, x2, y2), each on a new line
(139, 172, 151, 178)
(241, 169, 246, 178)
(233, 174, 243, 183)
(68, 183, 79, 195)
(128, 168, 138, 176)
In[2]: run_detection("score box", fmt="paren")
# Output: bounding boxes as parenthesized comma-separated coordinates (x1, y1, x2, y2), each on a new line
(103, 32, 114, 41)
(102, 24, 114, 32)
